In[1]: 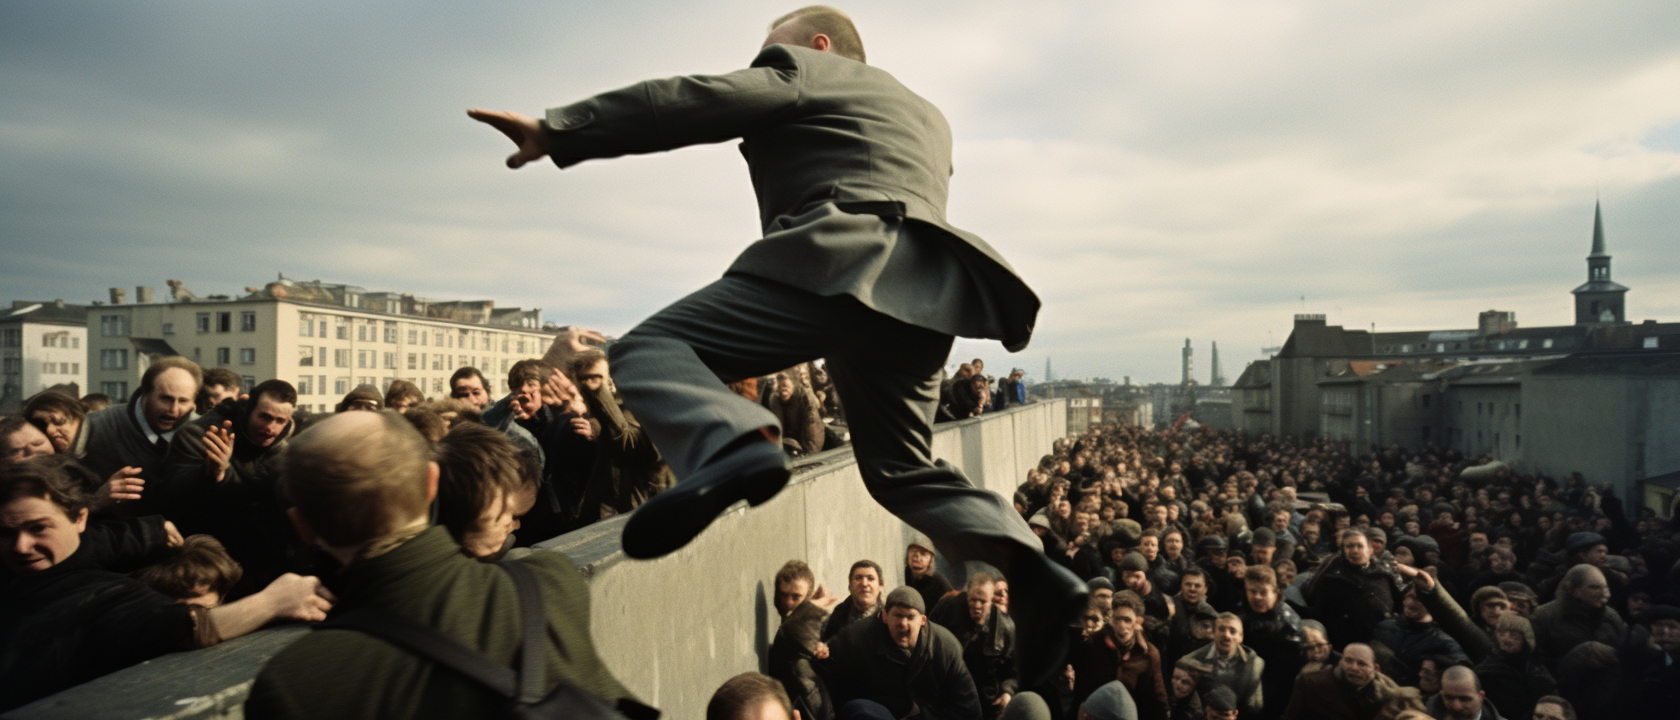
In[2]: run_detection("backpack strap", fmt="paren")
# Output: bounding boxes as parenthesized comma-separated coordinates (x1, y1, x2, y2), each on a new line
(498, 559, 548, 704)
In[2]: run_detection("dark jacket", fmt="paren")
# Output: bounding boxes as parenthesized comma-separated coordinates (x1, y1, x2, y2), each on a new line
(1369, 616, 1467, 686)
(1239, 601, 1307, 720)
(822, 614, 982, 720)
(1303, 556, 1402, 646)
(1282, 668, 1419, 720)
(246, 527, 638, 719)
(929, 595, 1019, 708)
(1412, 580, 1493, 662)
(0, 538, 207, 711)
(484, 395, 596, 539)
(81, 394, 192, 512)
(1473, 650, 1555, 720)
(823, 595, 883, 642)
(1529, 595, 1627, 669)
(165, 397, 301, 593)
(576, 382, 672, 520)
(771, 600, 834, 720)
(909, 566, 955, 611)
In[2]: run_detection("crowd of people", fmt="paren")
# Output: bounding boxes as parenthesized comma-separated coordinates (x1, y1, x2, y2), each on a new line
(5, 341, 1678, 720)
(737, 422, 1680, 720)
(0, 328, 760, 713)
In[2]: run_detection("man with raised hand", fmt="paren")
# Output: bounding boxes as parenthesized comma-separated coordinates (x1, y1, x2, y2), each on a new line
(470, 4, 1084, 685)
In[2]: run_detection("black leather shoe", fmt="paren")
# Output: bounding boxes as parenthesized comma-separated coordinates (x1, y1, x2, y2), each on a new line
(620, 435, 791, 559)
(1006, 547, 1089, 688)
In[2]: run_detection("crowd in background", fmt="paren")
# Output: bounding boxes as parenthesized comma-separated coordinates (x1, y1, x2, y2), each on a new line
(6, 347, 1678, 720)
(742, 422, 1680, 720)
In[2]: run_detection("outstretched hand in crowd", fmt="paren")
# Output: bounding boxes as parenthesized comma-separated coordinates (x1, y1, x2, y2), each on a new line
(91, 466, 145, 511)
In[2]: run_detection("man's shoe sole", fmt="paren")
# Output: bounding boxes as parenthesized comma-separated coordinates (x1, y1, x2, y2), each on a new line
(620, 443, 790, 560)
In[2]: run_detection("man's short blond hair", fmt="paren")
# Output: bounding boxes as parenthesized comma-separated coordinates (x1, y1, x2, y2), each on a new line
(280, 410, 431, 547)
(770, 6, 865, 63)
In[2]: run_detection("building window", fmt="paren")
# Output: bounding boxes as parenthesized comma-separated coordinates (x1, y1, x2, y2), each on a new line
(300, 314, 315, 337)
(407, 353, 417, 370)
(239, 348, 256, 365)
(1542, 339, 1553, 348)
(162, 322, 174, 335)
(335, 377, 349, 395)
(384, 323, 398, 344)
(408, 328, 418, 344)
(357, 324, 369, 342)
(0, 329, 19, 347)
(336, 317, 350, 340)
(1645, 337, 1660, 349)
(242, 376, 255, 391)
(102, 315, 130, 337)
(196, 313, 211, 333)
(240, 312, 257, 332)
(101, 381, 128, 398)
(356, 350, 369, 369)
(317, 376, 326, 397)
(217, 312, 232, 332)
(299, 346, 315, 367)
(383, 352, 396, 369)
(298, 376, 313, 395)
(100, 349, 129, 370)
(216, 348, 231, 366)
(334, 349, 351, 368)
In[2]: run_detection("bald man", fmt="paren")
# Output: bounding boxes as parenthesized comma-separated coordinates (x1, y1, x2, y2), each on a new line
(246, 412, 645, 719)
(1430, 666, 1500, 720)
(1283, 643, 1409, 720)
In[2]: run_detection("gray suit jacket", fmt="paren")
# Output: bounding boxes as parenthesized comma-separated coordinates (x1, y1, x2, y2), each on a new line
(541, 44, 1039, 351)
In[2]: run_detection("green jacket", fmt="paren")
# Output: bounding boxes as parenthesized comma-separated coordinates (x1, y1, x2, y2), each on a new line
(245, 527, 637, 719)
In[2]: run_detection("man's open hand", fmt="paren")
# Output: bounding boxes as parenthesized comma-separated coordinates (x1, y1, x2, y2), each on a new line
(91, 466, 145, 510)
(204, 421, 235, 483)
(467, 109, 551, 169)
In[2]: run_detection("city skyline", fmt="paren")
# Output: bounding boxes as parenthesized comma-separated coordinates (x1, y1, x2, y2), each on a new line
(4, 1, 1677, 385)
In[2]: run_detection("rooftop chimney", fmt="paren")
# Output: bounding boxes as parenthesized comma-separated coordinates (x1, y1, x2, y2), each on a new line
(136, 286, 154, 304)
(109, 288, 126, 304)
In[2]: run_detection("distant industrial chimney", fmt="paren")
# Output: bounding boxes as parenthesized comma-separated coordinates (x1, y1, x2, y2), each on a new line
(1210, 342, 1224, 387)
(1181, 339, 1193, 385)
(135, 286, 154, 304)
(109, 288, 126, 304)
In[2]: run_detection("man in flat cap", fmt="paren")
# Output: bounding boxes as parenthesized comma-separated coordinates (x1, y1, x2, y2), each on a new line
(823, 586, 980, 719)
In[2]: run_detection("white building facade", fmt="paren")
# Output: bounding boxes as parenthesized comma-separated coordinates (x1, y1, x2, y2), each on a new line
(0, 301, 90, 413)
(87, 280, 559, 414)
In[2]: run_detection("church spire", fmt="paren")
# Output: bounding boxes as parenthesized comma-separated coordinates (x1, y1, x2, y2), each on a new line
(1589, 200, 1607, 258)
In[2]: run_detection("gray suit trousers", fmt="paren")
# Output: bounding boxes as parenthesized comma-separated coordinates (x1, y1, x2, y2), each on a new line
(608, 273, 1041, 568)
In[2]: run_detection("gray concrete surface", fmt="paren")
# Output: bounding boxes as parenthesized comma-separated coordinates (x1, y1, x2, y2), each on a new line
(5, 400, 1065, 720)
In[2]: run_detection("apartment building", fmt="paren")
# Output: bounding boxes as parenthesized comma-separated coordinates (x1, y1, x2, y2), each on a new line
(87, 279, 560, 414)
(0, 300, 90, 413)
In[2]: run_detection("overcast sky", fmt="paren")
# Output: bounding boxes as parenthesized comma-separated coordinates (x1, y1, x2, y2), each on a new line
(2, 1, 1676, 384)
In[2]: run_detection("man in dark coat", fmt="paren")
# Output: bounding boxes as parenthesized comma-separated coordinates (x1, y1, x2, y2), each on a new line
(80, 357, 202, 513)
(823, 586, 981, 720)
(469, 6, 1085, 684)
(770, 560, 839, 720)
(823, 559, 886, 641)
(162, 380, 299, 594)
(483, 359, 597, 540)
(1369, 586, 1468, 686)
(1303, 529, 1402, 647)
(1619, 604, 1680, 720)
(1238, 566, 1306, 720)
(1529, 564, 1626, 670)
(1281, 644, 1418, 720)
(1, 456, 329, 712)
(928, 572, 1017, 719)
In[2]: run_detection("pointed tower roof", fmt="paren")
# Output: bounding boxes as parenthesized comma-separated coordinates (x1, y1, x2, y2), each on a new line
(1589, 200, 1608, 258)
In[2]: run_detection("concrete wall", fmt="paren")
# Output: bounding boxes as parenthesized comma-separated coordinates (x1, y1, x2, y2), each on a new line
(6, 399, 1066, 720)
